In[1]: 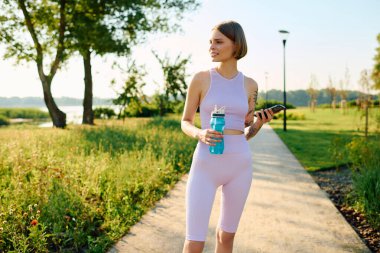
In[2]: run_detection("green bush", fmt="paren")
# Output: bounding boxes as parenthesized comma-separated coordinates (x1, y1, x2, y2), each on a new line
(256, 99, 295, 110)
(171, 100, 185, 114)
(122, 96, 186, 117)
(346, 136, 380, 173)
(346, 136, 380, 229)
(273, 112, 306, 120)
(124, 102, 160, 117)
(0, 115, 9, 126)
(347, 100, 357, 107)
(0, 108, 49, 119)
(94, 107, 116, 119)
(317, 103, 341, 109)
(328, 136, 354, 171)
(351, 167, 380, 229)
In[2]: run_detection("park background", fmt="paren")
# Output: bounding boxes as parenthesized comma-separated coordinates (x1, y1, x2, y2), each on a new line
(1, 0, 380, 252)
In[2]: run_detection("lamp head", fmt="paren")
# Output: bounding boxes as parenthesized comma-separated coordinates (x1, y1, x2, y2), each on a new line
(278, 30, 290, 42)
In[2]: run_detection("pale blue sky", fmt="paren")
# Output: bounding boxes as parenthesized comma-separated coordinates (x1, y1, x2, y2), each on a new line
(0, 0, 379, 98)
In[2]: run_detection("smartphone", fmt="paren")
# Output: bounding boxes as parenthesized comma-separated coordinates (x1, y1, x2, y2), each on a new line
(254, 104, 286, 119)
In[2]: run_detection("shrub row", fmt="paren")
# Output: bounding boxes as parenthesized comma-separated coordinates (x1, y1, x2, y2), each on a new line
(273, 112, 306, 120)
(331, 135, 380, 230)
(0, 115, 9, 126)
(346, 136, 380, 230)
(0, 108, 49, 119)
(256, 99, 296, 110)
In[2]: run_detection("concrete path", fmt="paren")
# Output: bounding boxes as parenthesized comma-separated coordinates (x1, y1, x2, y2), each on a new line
(109, 124, 371, 253)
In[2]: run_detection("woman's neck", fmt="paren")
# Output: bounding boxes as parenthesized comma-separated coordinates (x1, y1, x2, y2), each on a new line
(216, 60, 238, 79)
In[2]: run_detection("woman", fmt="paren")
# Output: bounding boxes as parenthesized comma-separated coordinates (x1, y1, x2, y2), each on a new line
(181, 20, 274, 253)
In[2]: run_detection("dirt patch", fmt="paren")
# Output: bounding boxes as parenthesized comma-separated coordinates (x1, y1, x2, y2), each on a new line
(309, 165, 380, 253)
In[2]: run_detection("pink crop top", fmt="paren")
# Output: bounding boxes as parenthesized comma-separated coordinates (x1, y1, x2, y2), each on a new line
(200, 68, 248, 132)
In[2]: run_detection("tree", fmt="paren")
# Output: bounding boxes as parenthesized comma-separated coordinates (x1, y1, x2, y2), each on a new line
(371, 34, 380, 105)
(152, 51, 190, 115)
(307, 74, 319, 112)
(326, 75, 337, 111)
(0, 0, 69, 128)
(65, 1, 129, 125)
(339, 67, 350, 114)
(359, 69, 373, 138)
(339, 80, 348, 114)
(112, 61, 147, 121)
(67, 0, 200, 124)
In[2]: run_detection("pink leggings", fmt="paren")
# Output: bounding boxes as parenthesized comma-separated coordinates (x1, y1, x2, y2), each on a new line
(185, 134, 253, 241)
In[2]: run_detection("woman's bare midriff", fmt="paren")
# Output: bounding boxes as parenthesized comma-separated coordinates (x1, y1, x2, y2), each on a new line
(223, 129, 244, 135)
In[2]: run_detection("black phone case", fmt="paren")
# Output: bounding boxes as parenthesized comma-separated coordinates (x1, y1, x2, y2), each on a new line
(269, 104, 286, 113)
(255, 104, 286, 119)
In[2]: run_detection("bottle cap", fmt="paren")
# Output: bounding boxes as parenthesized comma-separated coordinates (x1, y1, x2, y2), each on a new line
(211, 105, 225, 116)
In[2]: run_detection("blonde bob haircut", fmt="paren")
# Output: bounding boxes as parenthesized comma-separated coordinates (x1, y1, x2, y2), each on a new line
(212, 20, 248, 60)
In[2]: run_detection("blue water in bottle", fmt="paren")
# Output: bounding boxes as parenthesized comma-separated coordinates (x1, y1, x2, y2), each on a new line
(209, 112, 225, 154)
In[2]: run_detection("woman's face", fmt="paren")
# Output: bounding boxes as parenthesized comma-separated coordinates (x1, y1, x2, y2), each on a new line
(209, 29, 236, 62)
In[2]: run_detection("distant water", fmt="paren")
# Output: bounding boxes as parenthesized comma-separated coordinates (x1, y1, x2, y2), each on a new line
(39, 105, 119, 127)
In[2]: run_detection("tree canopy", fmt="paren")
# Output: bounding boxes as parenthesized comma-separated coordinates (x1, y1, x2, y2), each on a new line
(372, 34, 380, 91)
(0, 0, 200, 127)
(0, 0, 69, 127)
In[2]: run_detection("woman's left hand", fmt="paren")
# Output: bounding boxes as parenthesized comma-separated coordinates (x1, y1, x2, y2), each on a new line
(255, 108, 274, 124)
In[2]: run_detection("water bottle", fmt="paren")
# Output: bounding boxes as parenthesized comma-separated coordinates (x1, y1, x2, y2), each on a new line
(209, 105, 225, 155)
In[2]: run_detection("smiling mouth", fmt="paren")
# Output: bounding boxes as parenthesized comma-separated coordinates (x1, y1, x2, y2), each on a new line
(211, 53, 219, 57)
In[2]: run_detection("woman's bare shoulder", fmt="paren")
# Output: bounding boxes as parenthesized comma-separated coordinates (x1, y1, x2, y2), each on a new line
(189, 70, 211, 90)
(193, 70, 210, 82)
(244, 75, 258, 92)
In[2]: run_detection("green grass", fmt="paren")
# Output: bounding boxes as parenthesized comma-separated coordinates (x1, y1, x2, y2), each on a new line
(0, 116, 196, 252)
(269, 107, 380, 229)
(269, 107, 380, 171)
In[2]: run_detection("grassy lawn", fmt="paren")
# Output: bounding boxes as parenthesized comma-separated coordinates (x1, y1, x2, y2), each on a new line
(269, 106, 380, 172)
(0, 116, 196, 252)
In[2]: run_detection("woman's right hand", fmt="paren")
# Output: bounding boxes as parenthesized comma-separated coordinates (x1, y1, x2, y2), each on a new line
(197, 129, 223, 146)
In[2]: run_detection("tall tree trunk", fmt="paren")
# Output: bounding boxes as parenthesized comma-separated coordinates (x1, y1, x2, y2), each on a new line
(82, 49, 94, 125)
(42, 80, 66, 128)
(18, 0, 67, 128)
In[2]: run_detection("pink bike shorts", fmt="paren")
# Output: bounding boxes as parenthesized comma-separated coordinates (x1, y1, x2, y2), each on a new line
(185, 134, 253, 241)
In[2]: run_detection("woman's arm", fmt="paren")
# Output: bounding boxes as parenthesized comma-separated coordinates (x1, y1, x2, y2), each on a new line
(243, 78, 273, 141)
(181, 72, 202, 139)
(181, 71, 223, 146)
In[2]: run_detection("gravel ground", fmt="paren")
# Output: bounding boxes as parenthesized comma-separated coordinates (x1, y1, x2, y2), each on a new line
(309, 165, 380, 253)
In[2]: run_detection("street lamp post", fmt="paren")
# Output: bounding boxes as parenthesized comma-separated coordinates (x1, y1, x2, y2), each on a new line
(279, 30, 289, 131)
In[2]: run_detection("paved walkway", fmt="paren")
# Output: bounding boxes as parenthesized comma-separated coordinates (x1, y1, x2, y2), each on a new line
(109, 124, 370, 253)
